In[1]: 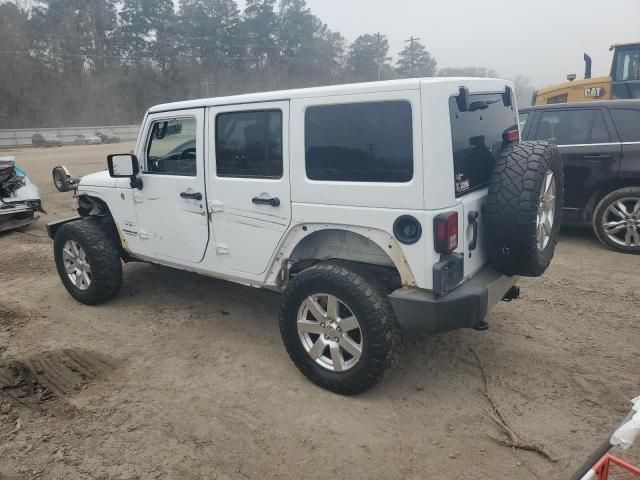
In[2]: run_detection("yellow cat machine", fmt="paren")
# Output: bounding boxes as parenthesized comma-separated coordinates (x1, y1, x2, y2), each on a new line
(533, 42, 640, 105)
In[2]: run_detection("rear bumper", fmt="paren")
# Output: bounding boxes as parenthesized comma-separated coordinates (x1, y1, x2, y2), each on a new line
(388, 267, 517, 333)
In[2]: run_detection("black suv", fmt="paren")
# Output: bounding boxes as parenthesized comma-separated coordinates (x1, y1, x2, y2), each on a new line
(520, 100, 640, 253)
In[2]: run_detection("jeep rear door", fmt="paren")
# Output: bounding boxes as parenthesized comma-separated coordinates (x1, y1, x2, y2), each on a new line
(207, 101, 291, 275)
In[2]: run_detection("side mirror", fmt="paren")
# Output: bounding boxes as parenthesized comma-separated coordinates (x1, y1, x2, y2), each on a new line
(107, 154, 139, 177)
(107, 154, 142, 189)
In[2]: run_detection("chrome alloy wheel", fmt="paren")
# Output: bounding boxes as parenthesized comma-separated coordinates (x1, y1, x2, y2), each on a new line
(602, 197, 640, 247)
(536, 169, 556, 252)
(62, 240, 92, 290)
(297, 293, 363, 372)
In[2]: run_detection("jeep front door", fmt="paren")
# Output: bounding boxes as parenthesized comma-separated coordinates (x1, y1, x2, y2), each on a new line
(133, 109, 209, 263)
(208, 101, 291, 275)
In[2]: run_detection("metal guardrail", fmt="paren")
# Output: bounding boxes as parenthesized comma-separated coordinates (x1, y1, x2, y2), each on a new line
(0, 125, 140, 148)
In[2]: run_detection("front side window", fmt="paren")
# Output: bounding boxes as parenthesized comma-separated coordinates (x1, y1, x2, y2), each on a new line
(533, 109, 594, 145)
(305, 101, 413, 182)
(216, 110, 283, 178)
(146, 118, 197, 176)
(590, 111, 611, 143)
(610, 109, 640, 142)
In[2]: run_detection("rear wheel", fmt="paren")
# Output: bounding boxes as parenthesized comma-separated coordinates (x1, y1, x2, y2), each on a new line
(593, 187, 640, 254)
(279, 263, 400, 395)
(54, 219, 122, 304)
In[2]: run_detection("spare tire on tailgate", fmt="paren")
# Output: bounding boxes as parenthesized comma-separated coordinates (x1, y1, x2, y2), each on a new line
(485, 141, 564, 277)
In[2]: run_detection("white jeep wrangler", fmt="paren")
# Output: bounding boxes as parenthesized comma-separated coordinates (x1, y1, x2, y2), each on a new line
(48, 78, 563, 394)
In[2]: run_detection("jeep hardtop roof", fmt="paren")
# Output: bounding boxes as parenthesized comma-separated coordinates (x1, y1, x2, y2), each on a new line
(148, 77, 508, 114)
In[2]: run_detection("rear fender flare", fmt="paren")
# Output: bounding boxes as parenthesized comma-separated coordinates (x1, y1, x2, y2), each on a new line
(265, 224, 416, 288)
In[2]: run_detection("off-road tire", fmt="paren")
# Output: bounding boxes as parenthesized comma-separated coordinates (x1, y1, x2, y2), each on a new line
(279, 263, 401, 395)
(54, 219, 122, 305)
(52, 167, 71, 192)
(592, 187, 640, 254)
(485, 141, 564, 276)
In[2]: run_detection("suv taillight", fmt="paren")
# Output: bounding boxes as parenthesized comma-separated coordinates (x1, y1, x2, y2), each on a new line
(434, 212, 459, 254)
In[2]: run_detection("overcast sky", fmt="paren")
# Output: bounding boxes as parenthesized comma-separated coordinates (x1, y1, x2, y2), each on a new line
(239, 0, 639, 87)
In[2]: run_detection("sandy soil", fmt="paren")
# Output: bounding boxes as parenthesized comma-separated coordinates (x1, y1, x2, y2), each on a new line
(0, 143, 639, 480)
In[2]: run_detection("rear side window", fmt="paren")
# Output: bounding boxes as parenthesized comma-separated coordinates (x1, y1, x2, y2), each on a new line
(449, 93, 518, 196)
(533, 109, 594, 145)
(518, 112, 530, 131)
(305, 101, 413, 182)
(610, 109, 640, 142)
(216, 110, 283, 178)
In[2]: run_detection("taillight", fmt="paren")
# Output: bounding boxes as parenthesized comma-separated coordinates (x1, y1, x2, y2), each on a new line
(502, 129, 520, 142)
(434, 212, 459, 254)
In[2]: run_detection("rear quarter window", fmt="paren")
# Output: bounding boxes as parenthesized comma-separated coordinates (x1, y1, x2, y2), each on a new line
(449, 93, 518, 196)
(610, 109, 640, 142)
(305, 101, 413, 182)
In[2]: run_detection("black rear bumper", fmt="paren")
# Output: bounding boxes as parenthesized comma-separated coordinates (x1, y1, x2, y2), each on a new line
(388, 267, 517, 333)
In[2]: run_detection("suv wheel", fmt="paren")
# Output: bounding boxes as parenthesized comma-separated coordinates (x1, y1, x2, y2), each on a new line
(279, 263, 400, 395)
(593, 187, 640, 254)
(54, 219, 123, 304)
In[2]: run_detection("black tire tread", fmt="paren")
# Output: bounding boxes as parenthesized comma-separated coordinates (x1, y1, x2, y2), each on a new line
(54, 218, 122, 305)
(485, 140, 564, 276)
(279, 263, 401, 395)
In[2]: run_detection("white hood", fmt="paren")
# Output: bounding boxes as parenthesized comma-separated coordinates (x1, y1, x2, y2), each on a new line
(78, 170, 117, 189)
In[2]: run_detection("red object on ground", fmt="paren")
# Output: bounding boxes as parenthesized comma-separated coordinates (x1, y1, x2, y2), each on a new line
(589, 453, 640, 479)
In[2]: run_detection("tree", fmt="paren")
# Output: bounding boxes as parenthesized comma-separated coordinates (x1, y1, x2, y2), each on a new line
(242, 0, 278, 67)
(347, 33, 390, 82)
(437, 66, 499, 78)
(395, 39, 436, 78)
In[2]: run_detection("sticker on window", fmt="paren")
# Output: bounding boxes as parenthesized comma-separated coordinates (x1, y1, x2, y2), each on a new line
(455, 173, 470, 193)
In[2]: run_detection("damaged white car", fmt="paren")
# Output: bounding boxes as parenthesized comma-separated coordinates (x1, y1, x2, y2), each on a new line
(0, 156, 44, 232)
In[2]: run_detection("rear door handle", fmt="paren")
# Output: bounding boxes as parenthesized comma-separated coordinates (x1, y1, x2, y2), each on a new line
(584, 154, 611, 161)
(180, 191, 202, 201)
(252, 196, 280, 207)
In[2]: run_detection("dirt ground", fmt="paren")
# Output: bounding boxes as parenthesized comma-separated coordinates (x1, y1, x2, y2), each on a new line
(1, 143, 639, 480)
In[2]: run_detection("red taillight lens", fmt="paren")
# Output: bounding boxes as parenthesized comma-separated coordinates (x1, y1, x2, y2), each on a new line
(503, 129, 520, 142)
(434, 212, 459, 254)
(0, 166, 14, 176)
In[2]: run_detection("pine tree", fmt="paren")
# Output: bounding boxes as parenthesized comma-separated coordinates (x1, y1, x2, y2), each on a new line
(395, 40, 437, 78)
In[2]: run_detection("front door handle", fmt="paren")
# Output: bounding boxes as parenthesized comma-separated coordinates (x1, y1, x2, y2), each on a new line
(252, 196, 280, 207)
(180, 191, 202, 201)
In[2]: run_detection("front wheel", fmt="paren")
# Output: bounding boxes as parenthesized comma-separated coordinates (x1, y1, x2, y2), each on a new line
(279, 263, 400, 395)
(593, 187, 640, 254)
(54, 219, 123, 304)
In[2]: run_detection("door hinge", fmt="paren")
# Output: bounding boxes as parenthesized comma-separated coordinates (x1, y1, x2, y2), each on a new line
(208, 200, 224, 213)
(139, 229, 149, 240)
(215, 243, 230, 255)
(133, 192, 144, 204)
